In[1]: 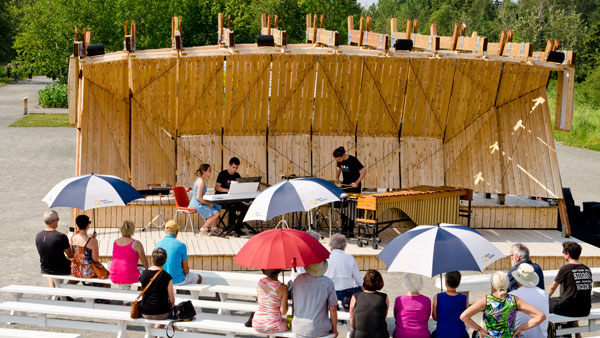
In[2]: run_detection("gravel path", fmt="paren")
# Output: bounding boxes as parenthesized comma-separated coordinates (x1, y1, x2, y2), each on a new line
(0, 77, 598, 337)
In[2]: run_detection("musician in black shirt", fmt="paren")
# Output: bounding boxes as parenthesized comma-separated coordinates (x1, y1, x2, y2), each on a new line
(215, 157, 248, 237)
(334, 147, 367, 238)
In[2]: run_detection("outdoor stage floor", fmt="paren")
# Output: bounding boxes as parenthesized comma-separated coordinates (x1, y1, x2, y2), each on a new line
(95, 227, 600, 271)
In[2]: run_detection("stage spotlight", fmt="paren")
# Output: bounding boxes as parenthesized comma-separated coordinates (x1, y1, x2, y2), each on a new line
(257, 35, 274, 47)
(86, 43, 105, 57)
(547, 51, 565, 64)
(394, 39, 413, 51)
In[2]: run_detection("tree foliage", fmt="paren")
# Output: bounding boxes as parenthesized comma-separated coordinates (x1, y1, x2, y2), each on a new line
(4, 0, 599, 83)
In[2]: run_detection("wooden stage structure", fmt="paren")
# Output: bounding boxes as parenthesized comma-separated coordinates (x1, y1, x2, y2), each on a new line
(68, 15, 589, 271)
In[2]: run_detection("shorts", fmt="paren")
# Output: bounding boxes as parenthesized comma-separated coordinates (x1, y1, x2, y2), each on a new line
(175, 272, 200, 285)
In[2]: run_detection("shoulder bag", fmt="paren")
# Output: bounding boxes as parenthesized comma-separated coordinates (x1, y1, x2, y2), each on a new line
(131, 269, 162, 319)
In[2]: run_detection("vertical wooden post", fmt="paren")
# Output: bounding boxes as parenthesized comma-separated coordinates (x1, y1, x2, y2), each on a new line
(430, 24, 437, 36)
(366, 16, 371, 31)
(312, 14, 318, 44)
(412, 19, 418, 33)
(498, 29, 507, 55)
(450, 23, 458, 51)
(261, 13, 266, 28)
(274, 15, 278, 29)
(358, 16, 365, 46)
(558, 199, 571, 237)
(405, 19, 412, 39)
(507, 29, 513, 43)
(227, 15, 230, 29)
(218, 13, 224, 43)
(320, 14, 324, 28)
(267, 14, 271, 35)
(390, 18, 397, 34)
(131, 21, 136, 50)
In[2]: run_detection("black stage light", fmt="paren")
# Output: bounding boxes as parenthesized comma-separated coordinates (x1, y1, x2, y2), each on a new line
(257, 35, 275, 47)
(547, 51, 565, 64)
(86, 43, 105, 56)
(394, 39, 413, 51)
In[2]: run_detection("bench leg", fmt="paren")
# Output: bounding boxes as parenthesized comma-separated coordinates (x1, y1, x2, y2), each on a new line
(217, 292, 230, 315)
(116, 320, 128, 338)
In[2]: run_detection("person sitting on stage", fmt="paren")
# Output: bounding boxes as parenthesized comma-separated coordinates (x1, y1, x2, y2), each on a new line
(215, 157, 249, 237)
(393, 273, 431, 338)
(70, 215, 100, 278)
(324, 233, 363, 311)
(155, 220, 202, 286)
(432, 271, 469, 338)
(290, 260, 338, 338)
(109, 220, 149, 285)
(35, 210, 73, 287)
(252, 269, 289, 334)
(188, 163, 222, 236)
(333, 146, 366, 238)
(547, 241, 592, 338)
(507, 243, 544, 292)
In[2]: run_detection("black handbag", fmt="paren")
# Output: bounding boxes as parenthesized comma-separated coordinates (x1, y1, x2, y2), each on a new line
(166, 300, 197, 338)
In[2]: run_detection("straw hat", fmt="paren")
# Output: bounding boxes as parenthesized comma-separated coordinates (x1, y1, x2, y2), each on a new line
(305, 260, 328, 277)
(511, 263, 539, 287)
(164, 220, 179, 232)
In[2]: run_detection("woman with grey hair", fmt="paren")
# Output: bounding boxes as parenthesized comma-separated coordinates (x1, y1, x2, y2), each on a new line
(324, 233, 363, 311)
(393, 273, 431, 338)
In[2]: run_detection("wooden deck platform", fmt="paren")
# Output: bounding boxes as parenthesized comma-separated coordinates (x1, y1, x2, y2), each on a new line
(96, 227, 600, 272)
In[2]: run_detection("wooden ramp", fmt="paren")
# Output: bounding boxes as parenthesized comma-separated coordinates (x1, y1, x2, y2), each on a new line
(96, 228, 600, 271)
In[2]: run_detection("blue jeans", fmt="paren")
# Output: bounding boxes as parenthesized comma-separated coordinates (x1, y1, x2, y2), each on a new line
(336, 287, 362, 311)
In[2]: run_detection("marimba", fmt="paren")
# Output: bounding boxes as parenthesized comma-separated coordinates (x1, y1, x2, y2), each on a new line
(355, 186, 473, 248)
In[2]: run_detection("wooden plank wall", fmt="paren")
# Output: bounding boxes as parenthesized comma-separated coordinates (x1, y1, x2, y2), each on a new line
(458, 205, 558, 229)
(77, 53, 562, 205)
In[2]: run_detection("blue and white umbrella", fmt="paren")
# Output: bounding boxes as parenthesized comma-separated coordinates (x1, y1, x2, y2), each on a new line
(42, 174, 143, 210)
(244, 177, 344, 222)
(377, 223, 504, 278)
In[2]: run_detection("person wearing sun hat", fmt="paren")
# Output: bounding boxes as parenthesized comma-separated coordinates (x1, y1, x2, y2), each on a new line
(509, 263, 549, 338)
(290, 260, 338, 338)
(155, 220, 202, 285)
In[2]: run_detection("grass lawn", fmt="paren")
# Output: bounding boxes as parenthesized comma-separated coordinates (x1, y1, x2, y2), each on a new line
(9, 113, 72, 127)
(547, 79, 600, 152)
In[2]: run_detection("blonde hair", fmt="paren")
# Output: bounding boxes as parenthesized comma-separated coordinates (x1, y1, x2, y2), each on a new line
(119, 220, 135, 237)
(491, 271, 509, 297)
(402, 273, 424, 293)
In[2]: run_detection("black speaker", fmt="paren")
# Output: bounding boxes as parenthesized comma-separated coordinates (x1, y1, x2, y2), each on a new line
(394, 39, 413, 51)
(86, 43, 105, 56)
(547, 51, 565, 64)
(257, 35, 274, 47)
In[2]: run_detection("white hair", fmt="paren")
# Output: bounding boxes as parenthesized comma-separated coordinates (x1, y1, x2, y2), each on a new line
(306, 231, 320, 242)
(491, 271, 509, 297)
(329, 233, 347, 250)
(43, 210, 58, 225)
(511, 243, 530, 260)
(402, 273, 424, 293)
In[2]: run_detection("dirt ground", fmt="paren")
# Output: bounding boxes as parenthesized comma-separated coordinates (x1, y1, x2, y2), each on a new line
(0, 77, 599, 337)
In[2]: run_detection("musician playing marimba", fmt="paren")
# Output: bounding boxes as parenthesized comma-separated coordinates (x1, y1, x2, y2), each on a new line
(215, 157, 248, 237)
(333, 146, 367, 238)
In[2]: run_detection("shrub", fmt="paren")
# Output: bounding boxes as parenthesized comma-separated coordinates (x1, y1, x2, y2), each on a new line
(39, 83, 68, 108)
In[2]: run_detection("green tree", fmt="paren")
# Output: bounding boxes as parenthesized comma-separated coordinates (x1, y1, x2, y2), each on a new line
(0, 0, 17, 63)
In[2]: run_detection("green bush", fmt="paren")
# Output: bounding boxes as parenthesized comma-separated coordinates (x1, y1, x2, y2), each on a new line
(39, 83, 67, 108)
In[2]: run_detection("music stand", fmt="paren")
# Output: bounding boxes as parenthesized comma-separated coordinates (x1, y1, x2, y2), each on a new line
(140, 187, 171, 231)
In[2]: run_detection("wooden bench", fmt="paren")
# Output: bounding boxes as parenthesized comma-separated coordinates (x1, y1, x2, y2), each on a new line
(0, 328, 81, 338)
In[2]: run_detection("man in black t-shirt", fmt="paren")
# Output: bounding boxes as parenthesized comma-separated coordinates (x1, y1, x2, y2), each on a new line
(215, 157, 248, 237)
(35, 210, 73, 287)
(333, 147, 367, 238)
(548, 241, 592, 336)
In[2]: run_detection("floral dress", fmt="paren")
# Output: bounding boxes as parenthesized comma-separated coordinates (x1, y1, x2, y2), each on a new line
(252, 278, 288, 333)
(479, 294, 518, 338)
(71, 238, 95, 278)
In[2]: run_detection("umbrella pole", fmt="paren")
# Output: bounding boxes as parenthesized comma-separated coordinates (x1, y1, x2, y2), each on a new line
(93, 209, 96, 232)
(440, 273, 443, 292)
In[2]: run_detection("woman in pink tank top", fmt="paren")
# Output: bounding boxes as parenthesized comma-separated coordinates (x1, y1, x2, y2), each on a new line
(110, 221, 149, 284)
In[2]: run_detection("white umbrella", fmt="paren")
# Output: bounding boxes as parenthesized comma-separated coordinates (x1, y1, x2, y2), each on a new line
(377, 223, 505, 278)
(244, 177, 344, 222)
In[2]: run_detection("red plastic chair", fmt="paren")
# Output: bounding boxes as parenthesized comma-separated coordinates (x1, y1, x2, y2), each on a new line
(172, 186, 198, 232)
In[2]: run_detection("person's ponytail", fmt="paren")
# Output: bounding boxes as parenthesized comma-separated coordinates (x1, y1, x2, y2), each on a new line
(332, 146, 345, 158)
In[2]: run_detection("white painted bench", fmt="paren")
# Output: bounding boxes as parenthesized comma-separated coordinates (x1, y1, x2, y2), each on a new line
(0, 299, 300, 338)
(0, 328, 81, 338)
(1, 284, 350, 322)
(435, 268, 600, 293)
(548, 309, 600, 335)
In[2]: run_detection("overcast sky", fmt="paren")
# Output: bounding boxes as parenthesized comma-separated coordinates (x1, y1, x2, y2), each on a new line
(358, 0, 377, 9)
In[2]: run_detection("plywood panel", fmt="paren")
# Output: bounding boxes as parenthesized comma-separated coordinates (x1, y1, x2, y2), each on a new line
(177, 135, 222, 189)
(357, 136, 400, 190)
(399, 137, 443, 188)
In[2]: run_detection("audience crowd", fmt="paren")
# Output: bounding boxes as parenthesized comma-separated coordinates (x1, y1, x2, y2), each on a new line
(36, 210, 595, 337)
